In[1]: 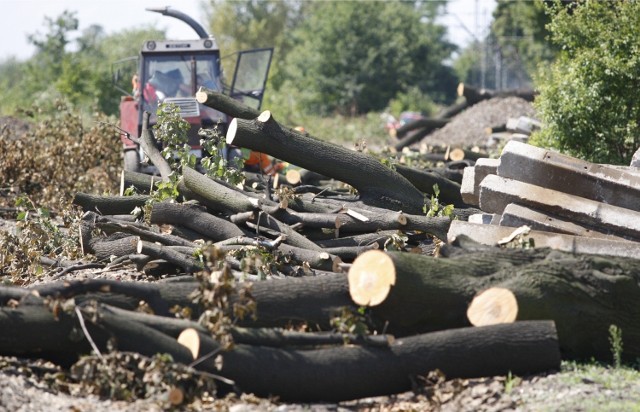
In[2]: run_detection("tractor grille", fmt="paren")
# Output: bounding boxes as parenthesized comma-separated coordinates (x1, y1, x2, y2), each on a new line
(164, 97, 201, 118)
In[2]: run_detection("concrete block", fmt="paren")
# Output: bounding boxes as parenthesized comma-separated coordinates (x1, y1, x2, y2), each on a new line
(468, 213, 497, 225)
(461, 166, 479, 206)
(499, 203, 629, 241)
(497, 140, 640, 212)
(479, 174, 640, 241)
(474, 158, 500, 187)
(447, 220, 639, 259)
(506, 116, 541, 135)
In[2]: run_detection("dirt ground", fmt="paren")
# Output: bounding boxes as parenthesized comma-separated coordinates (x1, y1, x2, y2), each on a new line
(2, 354, 640, 411)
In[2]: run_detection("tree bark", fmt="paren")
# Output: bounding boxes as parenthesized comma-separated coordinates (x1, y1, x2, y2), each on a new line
(195, 87, 261, 120)
(394, 164, 464, 206)
(208, 320, 561, 402)
(120, 169, 158, 195)
(139, 111, 173, 181)
(181, 165, 268, 214)
(226, 111, 425, 213)
(73, 193, 149, 215)
(149, 201, 246, 241)
(457, 82, 536, 105)
(347, 247, 640, 360)
(0, 303, 559, 403)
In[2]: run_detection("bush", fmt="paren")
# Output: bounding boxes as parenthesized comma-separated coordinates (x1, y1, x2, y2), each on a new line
(531, 1, 640, 165)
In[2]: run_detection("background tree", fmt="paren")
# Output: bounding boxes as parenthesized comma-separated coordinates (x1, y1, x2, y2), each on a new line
(0, 11, 164, 116)
(275, 1, 457, 116)
(531, 1, 640, 165)
(206, 0, 303, 106)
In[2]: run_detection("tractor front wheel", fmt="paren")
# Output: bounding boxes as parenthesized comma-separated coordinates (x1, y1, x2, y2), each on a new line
(124, 149, 140, 173)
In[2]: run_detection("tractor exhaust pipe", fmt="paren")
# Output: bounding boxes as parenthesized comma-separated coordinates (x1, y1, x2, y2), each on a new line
(146, 7, 210, 39)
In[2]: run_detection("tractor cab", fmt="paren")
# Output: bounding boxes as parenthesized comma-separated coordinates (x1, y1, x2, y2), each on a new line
(114, 7, 273, 173)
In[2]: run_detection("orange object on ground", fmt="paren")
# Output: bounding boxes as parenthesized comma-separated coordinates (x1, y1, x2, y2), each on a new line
(244, 151, 285, 175)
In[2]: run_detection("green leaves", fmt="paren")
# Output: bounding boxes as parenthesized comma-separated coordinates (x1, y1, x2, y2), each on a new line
(531, 1, 640, 164)
(277, 1, 456, 115)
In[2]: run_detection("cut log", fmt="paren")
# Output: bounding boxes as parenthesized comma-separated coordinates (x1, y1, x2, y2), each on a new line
(345, 247, 640, 360)
(149, 201, 246, 241)
(457, 82, 536, 105)
(139, 111, 172, 181)
(136, 239, 202, 273)
(0, 304, 559, 403)
(226, 111, 425, 213)
(394, 118, 450, 140)
(195, 87, 261, 120)
(177, 327, 200, 360)
(182, 165, 268, 214)
(467, 287, 518, 326)
(394, 164, 464, 206)
(73, 193, 149, 215)
(120, 170, 157, 195)
(348, 250, 396, 306)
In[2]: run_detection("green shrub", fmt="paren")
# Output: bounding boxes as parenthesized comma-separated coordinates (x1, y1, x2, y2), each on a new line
(531, 1, 640, 165)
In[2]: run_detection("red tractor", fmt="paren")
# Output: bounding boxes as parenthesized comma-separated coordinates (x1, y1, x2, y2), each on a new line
(114, 7, 273, 173)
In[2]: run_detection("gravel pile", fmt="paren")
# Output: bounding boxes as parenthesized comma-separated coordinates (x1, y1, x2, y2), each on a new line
(422, 97, 537, 149)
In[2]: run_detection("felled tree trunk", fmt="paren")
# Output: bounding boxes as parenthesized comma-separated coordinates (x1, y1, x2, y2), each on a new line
(73, 193, 149, 215)
(149, 201, 246, 241)
(0, 303, 560, 403)
(216, 321, 559, 402)
(195, 87, 261, 120)
(226, 111, 425, 213)
(393, 118, 450, 150)
(394, 164, 464, 206)
(457, 82, 536, 105)
(347, 246, 640, 360)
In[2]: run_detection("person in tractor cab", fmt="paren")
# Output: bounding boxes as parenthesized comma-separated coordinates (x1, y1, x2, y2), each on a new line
(142, 69, 190, 110)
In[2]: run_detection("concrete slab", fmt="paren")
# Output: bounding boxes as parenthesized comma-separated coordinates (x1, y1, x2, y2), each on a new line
(461, 166, 478, 206)
(447, 220, 639, 259)
(497, 141, 640, 212)
(468, 213, 497, 225)
(499, 203, 629, 241)
(479, 174, 640, 241)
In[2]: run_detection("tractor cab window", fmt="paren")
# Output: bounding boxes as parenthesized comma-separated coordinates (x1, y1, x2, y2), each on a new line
(141, 54, 221, 114)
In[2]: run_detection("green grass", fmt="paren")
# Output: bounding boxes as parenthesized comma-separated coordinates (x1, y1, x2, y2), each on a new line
(518, 361, 640, 412)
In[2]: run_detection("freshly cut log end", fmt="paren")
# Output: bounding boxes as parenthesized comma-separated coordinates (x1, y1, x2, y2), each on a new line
(286, 169, 301, 185)
(467, 287, 518, 326)
(226, 118, 238, 145)
(448, 148, 466, 162)
(177, 327, 200, 360)
(168, 387, 184, 406)
(195, 89, 208, 104)
(348, 250, 396, 307)
(257, 110, 272, 122)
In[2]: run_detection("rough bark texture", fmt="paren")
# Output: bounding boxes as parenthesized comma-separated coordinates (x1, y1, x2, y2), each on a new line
(355, 246, 640, 360)
(195, 87, 261, 120)
(227, 111, 425, 213)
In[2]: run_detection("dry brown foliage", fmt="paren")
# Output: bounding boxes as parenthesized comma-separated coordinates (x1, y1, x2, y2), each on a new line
(0, 101, 121, 210)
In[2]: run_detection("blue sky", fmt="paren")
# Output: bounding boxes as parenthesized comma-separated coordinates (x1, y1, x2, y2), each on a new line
(0, 0, 496, 61)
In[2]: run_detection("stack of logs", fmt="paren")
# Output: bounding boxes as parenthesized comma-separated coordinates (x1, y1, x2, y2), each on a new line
(3, 89, 640, 403)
